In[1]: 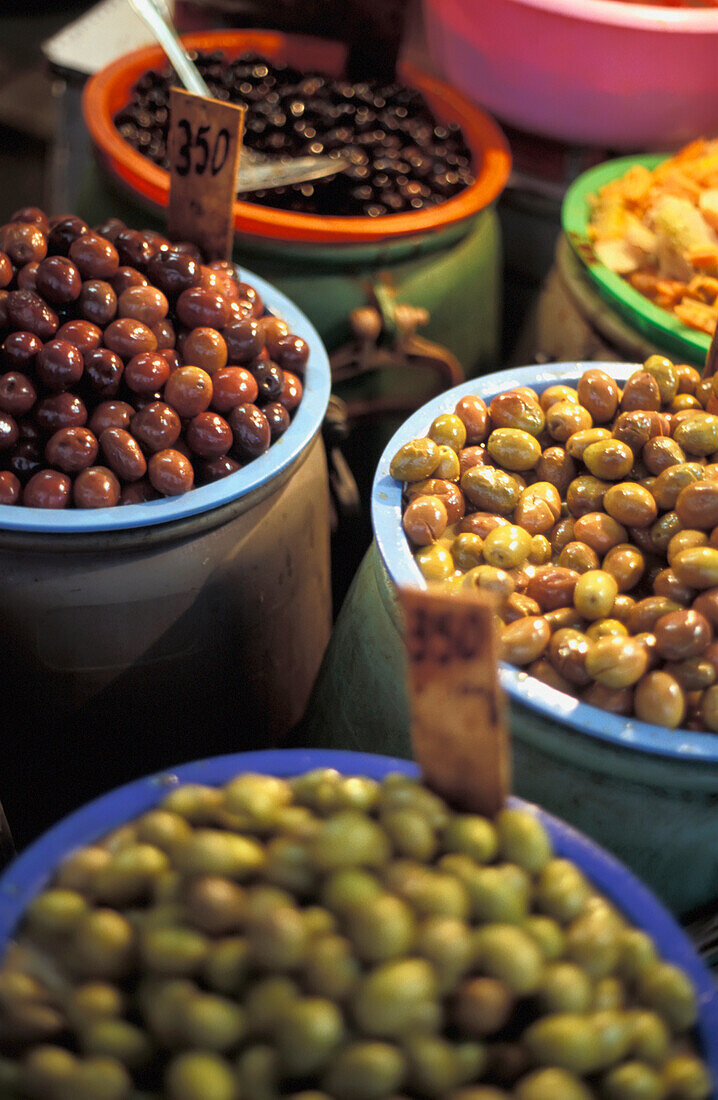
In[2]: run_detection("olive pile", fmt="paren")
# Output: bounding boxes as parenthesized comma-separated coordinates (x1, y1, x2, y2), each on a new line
(390, 357, 718, 733)
(0, 768, 711, 1098)
(115, 50, 474, 218)
(0, 208, 307, 509)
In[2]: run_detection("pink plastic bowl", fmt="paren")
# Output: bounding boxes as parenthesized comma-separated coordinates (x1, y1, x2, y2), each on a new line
(422, 0, 718, 149)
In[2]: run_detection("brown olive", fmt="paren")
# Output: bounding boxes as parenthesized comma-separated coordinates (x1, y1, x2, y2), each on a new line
(576, 369, 620, 423)
(489, 390, 545, 435)
(652, 463, 704, 511)
(546, 401, 592, 442)
(585, 636, 649, 688)
(176, 287, 230, 330)
(100, 428, 147, 482)
(118, 285, 169, 326)
(652, 568, 694, 606)
(23, 469, 71, 508)
(535, 446, 577, 496)
(572, 513, 627, 556)
(612, 409, 665, 453)
(461, 466, 522, 515)
(6, 289, 58, 340)
(229, 404, 271, 460)
(402, 495, 448, 547)
(69, 233, 119, 279)
(185, 413, 233, 459)
(634, 671, 686, 729)
(501, 616, 551, 666)
(582, 439, 634, 482)
(602, 482, 657, 528)
(148, 449, 194, 496)
(131, 402, 181, 453)
(620, 370, 661, 412)
(73, 466, 121, 508)
(550, 517, 576, 555)
(601, 544, 645, 592)
(78, 279, 118, 326)
(35, 393, 87, 433)
(642, 436, 685, 475)
(46, 427, 98, 473)
(539, 384, 579, 412)
(566, 476, 610, 518)
(514, 482, 562, 536)
(406, 479, 466, 524)
(673, 547, 718, 589)
(558, 541, 600, 575)
(458, 512, 509, 538)
(548, 628, 594, 686)
(459, 446, 490, 477)
(104, 318, 158, 361)
(455, 395, 490, 443)
(89, 400, 136, 437)
(582, 680, 634, 715)
(526, 566, 579, 612)
(653, 609, 712, 661)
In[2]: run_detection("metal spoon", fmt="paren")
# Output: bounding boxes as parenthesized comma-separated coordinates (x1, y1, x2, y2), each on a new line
(127, 0, 349, 192)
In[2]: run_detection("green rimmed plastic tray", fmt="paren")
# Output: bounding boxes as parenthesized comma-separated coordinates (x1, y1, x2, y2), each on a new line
(562, 154, 712, 368)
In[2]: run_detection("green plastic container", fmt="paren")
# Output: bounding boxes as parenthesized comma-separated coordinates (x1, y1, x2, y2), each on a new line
(303, 363, 718, 919)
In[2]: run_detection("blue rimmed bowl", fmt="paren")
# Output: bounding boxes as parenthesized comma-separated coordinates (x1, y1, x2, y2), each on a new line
(302, 362, 718, 915)
(0, 270, 332, 846)
(0, 747, 716, 1081)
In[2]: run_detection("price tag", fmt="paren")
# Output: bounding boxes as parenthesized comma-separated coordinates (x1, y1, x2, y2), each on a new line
(399, 585, 510, 816)
(167, 88, 246, 262)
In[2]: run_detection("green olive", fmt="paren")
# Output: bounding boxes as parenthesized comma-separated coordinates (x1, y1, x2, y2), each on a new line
(482, 525, 532, 569)
(523, 1013, 598, 1075)
(429, 413, 468, 453)
(660, 1054, 713, 1099)
(165, 1051, 238, 1100)
(536, 962, 593, 1015)
(637, 961, 698, 1031)
(277, 997, 345, 1076)
(352, 957, 438, 1037)
(600, 1060, 664, 1100)
(442, 815, 498, 863)
(495, 808, 552, 874)
(80, 1017, 152, 1068)
(311, 811, 390, 870)
(322, 1041, 407, 1100)
(390, 438, 441, 482)
(487, 428, 541, 471)
(344, 893, 416, 962)
(535, 859, 591, 923)
(472, 924, 543, 995)
(302, 933, 360, 1000)
(415, 543, 455, 582)
(514, 1068, 593, 1100)
(460, 466, 522, 515)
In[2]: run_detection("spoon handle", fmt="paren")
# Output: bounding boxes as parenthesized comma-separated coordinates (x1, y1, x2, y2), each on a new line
(127, 0, 211, 98)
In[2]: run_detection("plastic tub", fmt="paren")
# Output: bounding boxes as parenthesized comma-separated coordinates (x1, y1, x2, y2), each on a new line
(304, 363, 718, 916)
(79, 30, 511, 381)
(0, 747, 716, 1075)
(0, 270, 332, 848)
(422, 0, 718, 150)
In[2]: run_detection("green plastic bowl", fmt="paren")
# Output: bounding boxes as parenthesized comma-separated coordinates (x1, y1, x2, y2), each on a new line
(562, 153, 712, 366)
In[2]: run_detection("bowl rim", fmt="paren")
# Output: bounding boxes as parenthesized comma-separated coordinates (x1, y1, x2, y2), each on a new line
(482, 0, 718, 31)
(562, 153, 711, 366)
(0, 265, 330, 534)
(80, 29, 512, 247)
(371, 361, 718, 763)
(0, 746, 716, 1068)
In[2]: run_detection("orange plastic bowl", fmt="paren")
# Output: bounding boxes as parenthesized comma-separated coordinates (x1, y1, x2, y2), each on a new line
(81, 30, 511, 246)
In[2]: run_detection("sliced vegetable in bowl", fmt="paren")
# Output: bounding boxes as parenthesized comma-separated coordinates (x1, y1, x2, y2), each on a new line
(562, 148, 718, 365)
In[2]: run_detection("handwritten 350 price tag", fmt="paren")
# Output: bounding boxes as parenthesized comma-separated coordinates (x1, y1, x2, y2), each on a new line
(167, 88, 246, 261)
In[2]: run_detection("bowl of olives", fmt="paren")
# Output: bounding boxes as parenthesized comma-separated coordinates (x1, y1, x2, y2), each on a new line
(370, 360, 718, 914)
(0, 747, 715, 1098)
(0, 208, 330, 532)
(375, 359, 718, 752)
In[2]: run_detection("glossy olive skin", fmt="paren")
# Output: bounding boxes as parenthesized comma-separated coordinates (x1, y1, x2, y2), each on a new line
(392, 356, 718, 733)
(0, 216, 305, 511)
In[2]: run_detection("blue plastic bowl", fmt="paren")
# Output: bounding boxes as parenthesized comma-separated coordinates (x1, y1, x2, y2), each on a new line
(0, 747, 716, 1073)
(372, 362, 718, 765)
(0, 267, 331, 534)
